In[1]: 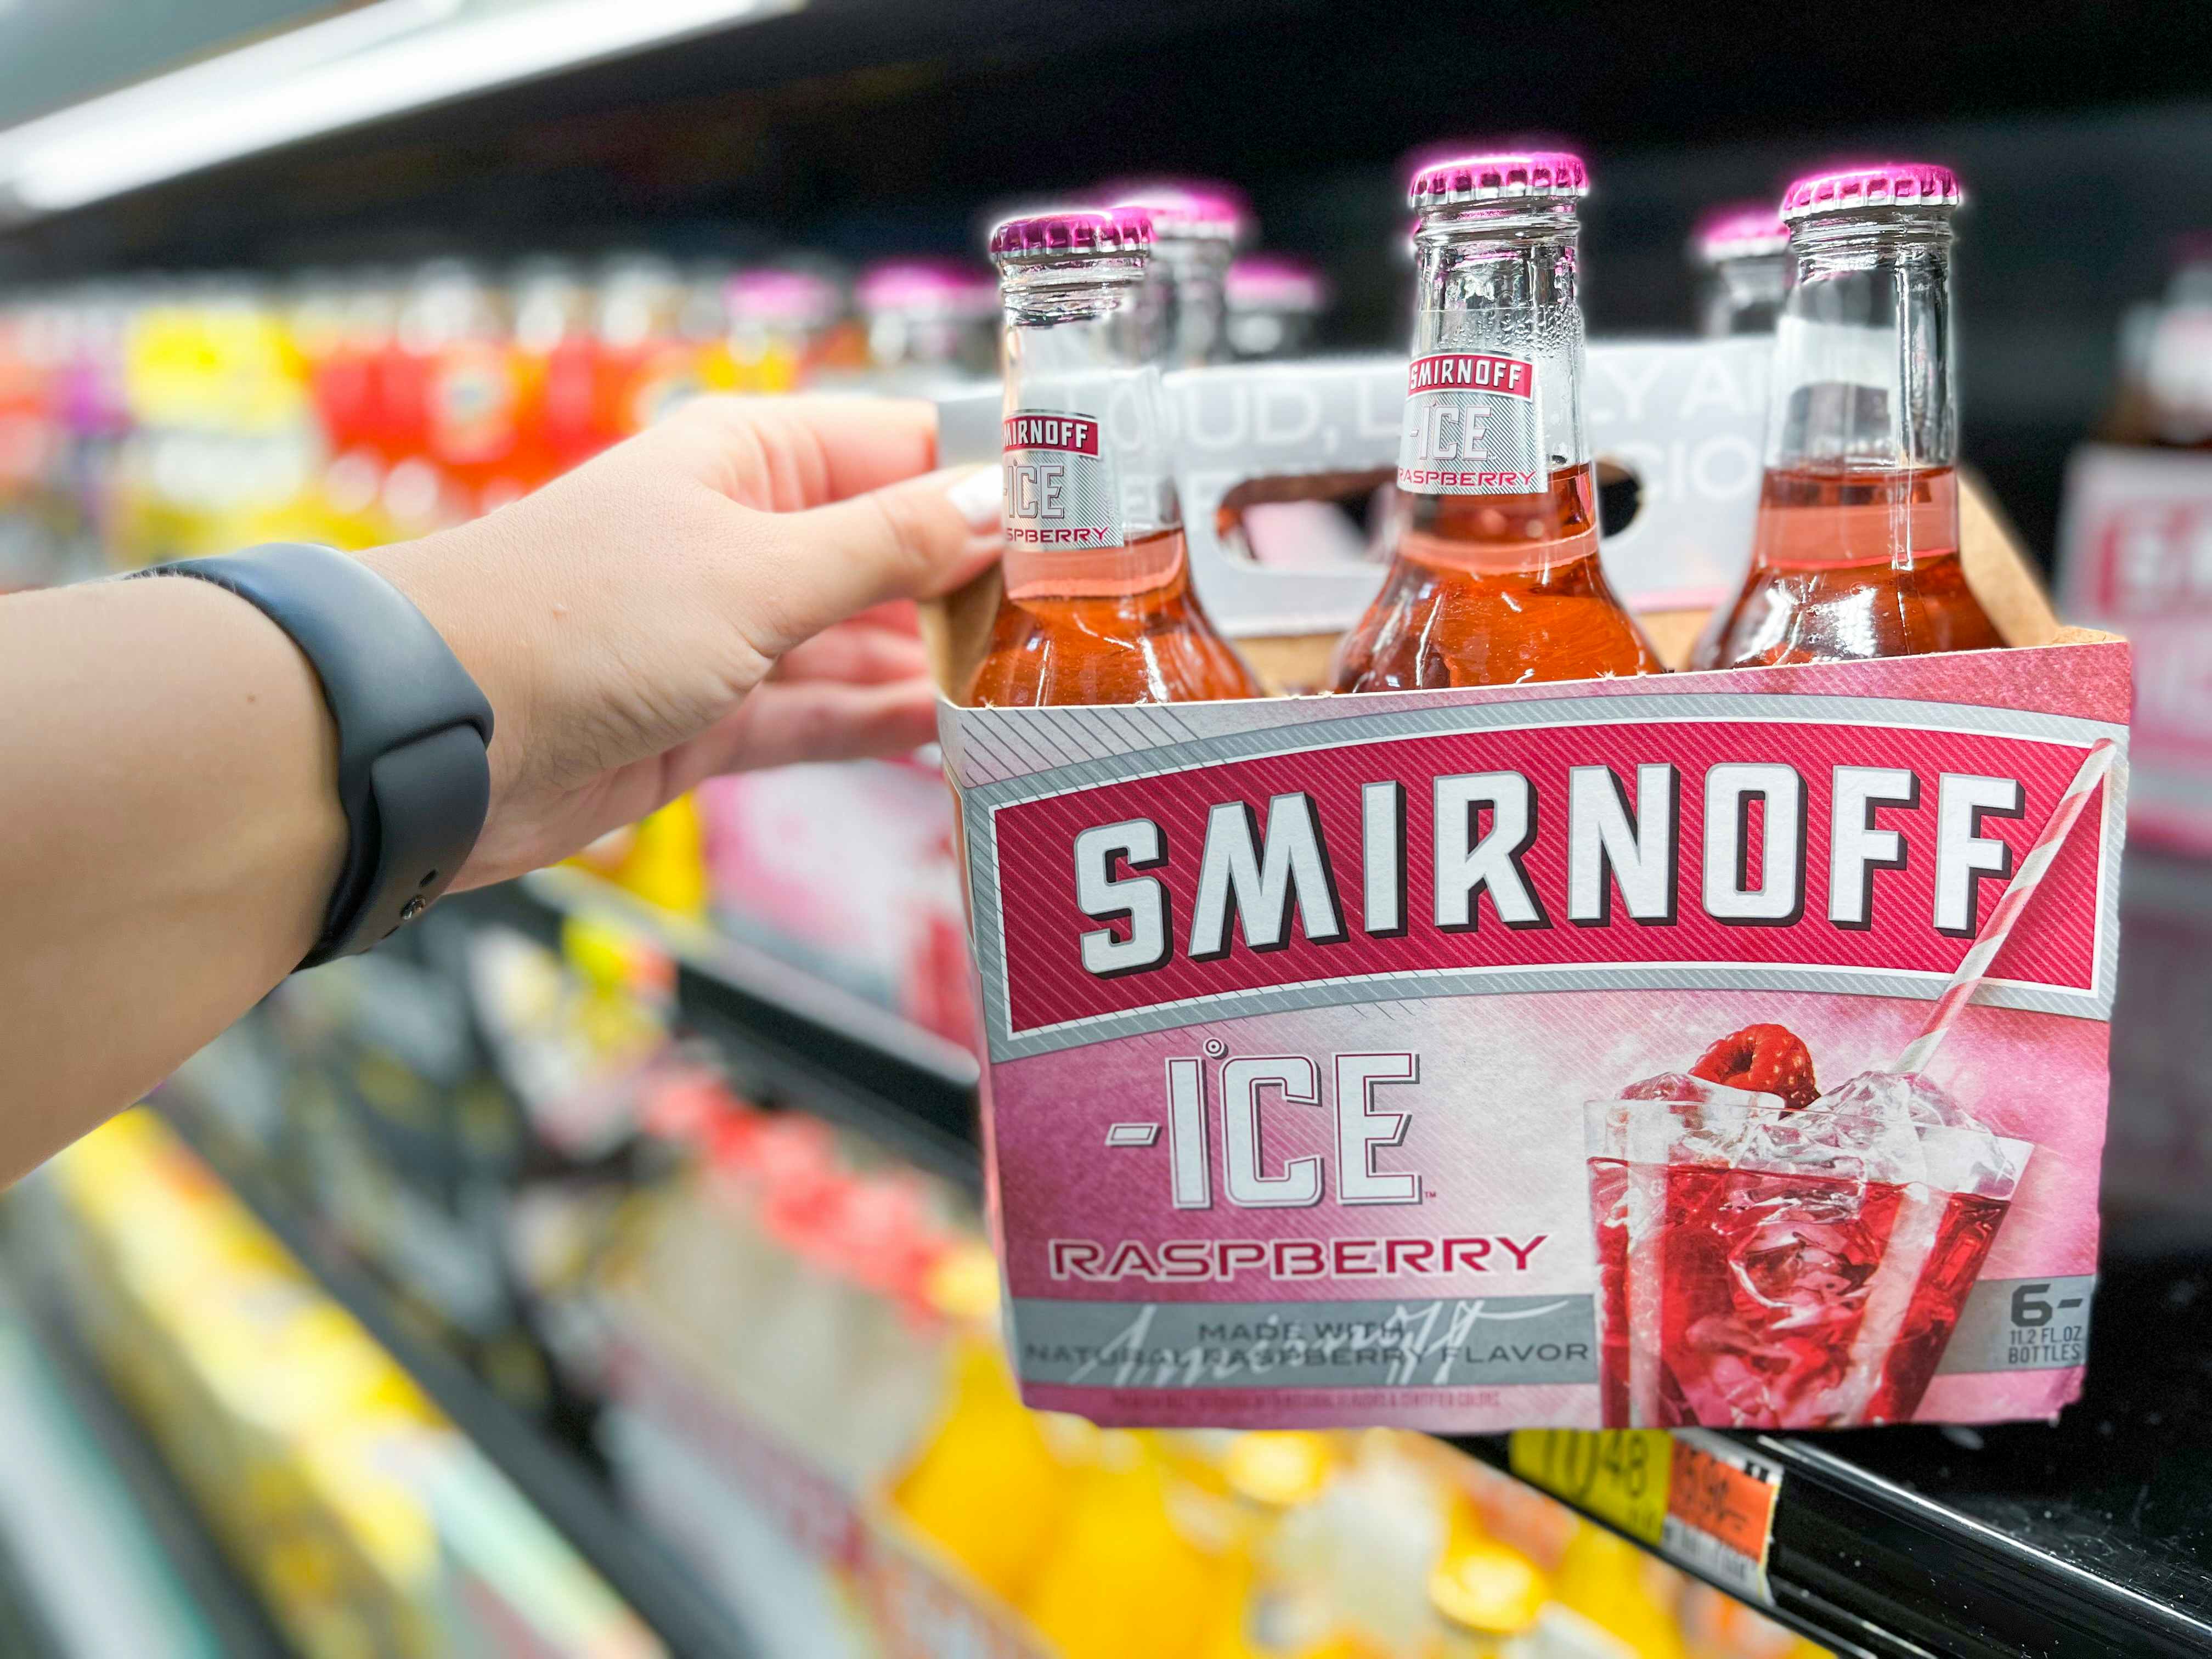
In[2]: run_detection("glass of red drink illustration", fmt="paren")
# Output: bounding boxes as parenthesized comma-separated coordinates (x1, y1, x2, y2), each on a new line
(1585, 1092, 2032, 1429)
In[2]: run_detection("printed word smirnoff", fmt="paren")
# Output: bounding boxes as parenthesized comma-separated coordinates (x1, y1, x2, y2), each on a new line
(1071, 758, 2039, 979)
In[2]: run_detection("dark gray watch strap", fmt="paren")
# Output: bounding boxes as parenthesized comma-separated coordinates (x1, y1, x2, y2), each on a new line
(132, 543, 493, 968)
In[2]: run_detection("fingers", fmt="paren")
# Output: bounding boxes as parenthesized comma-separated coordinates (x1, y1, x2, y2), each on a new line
(680, 678, 942, 777)
(849, 599, 922, 638)
(770, 620, 930, 686)
(666, 395, 943, 509)
(743, 463, 1002, 660)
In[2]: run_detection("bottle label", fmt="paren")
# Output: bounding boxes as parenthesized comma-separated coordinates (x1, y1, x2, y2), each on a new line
(1003, 409, 1125, 549)
(1396, 351, 1545, 495)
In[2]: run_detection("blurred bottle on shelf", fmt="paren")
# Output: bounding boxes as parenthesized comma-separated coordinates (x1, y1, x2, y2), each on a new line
(35, 1110, 666, 1659)
(289, 268, 399, 548)
(721, 264, 848, 392)
(579, 1058, 1833, 1659)
(1549, 1526, 1687, 1659)
(964, 207, 1260, 706)
(2102, 234, 2212, 449)
(1022, 1429, 1218, 1659)
(1331, 150, 1660, 691)
(405, 258, 528, 524)
(855, 257, 1000, 390)
(53, 284, 135, 574)
(1099, 178, 1251, 368)
(1216, 250, 1357, 577)
(889, 1263, 1074, 1606)
(1171, 1431, 1348, 1657)
(1424, 1495, 1553, 1656)
(1224, 253, 1332, 360)
(0, 295, 61, 569)
(1695, 163, 2002, 669)
(1689, 202, 1791, 337)
(589, 253, 699, 451)
(508, 255, 597, 493)
(115, 275, 320, 566)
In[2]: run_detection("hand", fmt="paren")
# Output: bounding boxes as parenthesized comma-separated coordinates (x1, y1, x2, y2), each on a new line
(363, 396, 1001, 889)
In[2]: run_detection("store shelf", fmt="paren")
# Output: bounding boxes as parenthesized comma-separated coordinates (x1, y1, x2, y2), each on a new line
(156, 1093, 759, 1659)
(0, 1262, 290, 1659)
(1457, 1251, 2212, 1658)
(448, 871, 2212, 1659)
(0, 1283, 298, 1659)
(460, 868, 984, 1194)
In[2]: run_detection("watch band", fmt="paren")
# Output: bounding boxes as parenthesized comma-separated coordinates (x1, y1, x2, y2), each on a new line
(132, 543, 494, 969)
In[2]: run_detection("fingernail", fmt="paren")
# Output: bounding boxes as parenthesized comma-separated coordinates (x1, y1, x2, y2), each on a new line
(945, 465, 1003, 533)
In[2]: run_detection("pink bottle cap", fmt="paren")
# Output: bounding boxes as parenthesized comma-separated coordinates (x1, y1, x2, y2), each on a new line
(1224, 253, 1331, 313)
(1409, 150, 1589, 211)
(1780, 162, 1962, 223)
(1097, 178, 1251, 244)
(855, 257, 998, 317)
(1692, 201, 1791, 263)
(724, 266, 843, 326)
(988, 207, 1153, 264)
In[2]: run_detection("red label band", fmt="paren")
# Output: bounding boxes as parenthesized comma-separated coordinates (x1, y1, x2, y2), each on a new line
(1003, 413, 1102, 455)
(989, 719, 2108, 1036)
(1407, 352, 1535, 399)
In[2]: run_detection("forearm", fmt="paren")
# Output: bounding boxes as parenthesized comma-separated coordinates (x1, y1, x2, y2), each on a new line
(0, 575, 343, 1177)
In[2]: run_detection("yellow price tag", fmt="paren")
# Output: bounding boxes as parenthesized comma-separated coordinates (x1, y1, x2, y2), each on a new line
(1507, 1430, 1674, 1547)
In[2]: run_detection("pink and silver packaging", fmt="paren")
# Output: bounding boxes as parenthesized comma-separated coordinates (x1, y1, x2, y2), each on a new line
(928, 160, 2132, 1435)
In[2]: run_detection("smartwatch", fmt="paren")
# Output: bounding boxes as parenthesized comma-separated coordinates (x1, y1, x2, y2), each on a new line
(132, 543, 494, 969)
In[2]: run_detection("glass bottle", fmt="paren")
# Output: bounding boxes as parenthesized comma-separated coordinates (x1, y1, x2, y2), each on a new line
(723, 264, 845, 392)
(964, 207, 1261, 707)
(2119, 235, 2212, 449)
(1101, 179, 1250, 368)
(1331, 150, 1661, 691)
(1696, 162, 2003, 669)
(399, 258, 516, 524)
(1690, 202, 1792, 337)
(1224, 253, 1332, 360)
(856, 256, 1000, 390)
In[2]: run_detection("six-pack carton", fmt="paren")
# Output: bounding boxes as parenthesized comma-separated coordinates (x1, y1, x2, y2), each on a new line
(928, 346, 2131, 1433)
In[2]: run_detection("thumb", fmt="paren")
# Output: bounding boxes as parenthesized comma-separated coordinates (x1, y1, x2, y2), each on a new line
(751, 464, 1002, 658)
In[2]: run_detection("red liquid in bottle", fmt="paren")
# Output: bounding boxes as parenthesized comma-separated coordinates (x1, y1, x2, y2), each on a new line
(1699, 464, 2000, 668)
(1330, 465, 1661, 690)
(964, 528, 1261, 707)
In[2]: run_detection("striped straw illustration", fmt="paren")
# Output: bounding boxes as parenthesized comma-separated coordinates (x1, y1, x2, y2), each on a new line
(1891, 738, 2119, 1076)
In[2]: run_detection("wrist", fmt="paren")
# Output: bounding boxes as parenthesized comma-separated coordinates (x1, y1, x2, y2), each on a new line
(139, 544, 494, 964)
(359, 525, 530, 802)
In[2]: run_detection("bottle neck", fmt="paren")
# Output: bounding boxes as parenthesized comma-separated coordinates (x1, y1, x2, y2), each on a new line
(1767, 210, 1956, 474)
(1700, 253, 1789, 337)
(1407, 201, 1588, 472)
(998, 259, 1182, 599)
(1123, 235, 1233, 368)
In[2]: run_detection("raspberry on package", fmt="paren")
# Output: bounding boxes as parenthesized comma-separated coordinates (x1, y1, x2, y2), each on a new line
(1690, 1023, 1819, 1110)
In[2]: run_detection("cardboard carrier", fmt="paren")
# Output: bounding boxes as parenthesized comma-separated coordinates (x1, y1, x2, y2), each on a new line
(925, 343, 2131, 1434)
